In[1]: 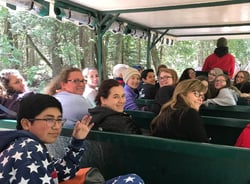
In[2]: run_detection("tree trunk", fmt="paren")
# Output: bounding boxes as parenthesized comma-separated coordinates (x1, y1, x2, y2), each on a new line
(51, 24, 62, 77)
(151, 46, 161, 70)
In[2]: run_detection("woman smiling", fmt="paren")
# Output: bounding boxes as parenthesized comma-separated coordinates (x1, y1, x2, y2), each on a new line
(151, 79, 209, 143)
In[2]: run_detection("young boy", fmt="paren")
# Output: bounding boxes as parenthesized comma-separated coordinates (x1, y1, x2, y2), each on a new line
(0, 94, 93, 183)
(0, 93, 144, 183)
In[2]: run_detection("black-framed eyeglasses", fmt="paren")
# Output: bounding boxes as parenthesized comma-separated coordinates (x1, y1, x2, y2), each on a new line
(192, 91, 205, 100)
(67, 79, 87, 84)
(29, 118, 66, 127)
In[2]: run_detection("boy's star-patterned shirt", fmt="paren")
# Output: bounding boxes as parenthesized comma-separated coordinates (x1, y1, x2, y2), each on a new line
(0, 130, 85, 184)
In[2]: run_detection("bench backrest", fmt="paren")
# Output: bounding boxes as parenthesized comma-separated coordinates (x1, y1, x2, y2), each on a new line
(200, 104, 250, 119)
(124, 110, 249, 145)
(2, 119, 250, 183)
(124, 110, 156, 129)
(237, 97, 250, 105)
(202, 115, 249, 145)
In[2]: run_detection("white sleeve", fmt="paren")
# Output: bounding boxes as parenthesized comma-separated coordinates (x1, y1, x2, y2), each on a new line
(206, 88, 237, 106)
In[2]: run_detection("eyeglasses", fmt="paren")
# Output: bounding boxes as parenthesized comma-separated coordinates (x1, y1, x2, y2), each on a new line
(159, 76, 172, 80)
(208, 73, 216, 76)
(29, 118, 66, 127)
(67, 79, 87, 84)
(215, 79, 226, 83)
(192, 91, 205, 100)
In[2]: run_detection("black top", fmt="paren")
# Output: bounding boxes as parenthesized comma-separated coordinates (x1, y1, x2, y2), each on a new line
(151, 108, 208, 142)
(88, 106, 141, 134)
(139, 83, 158, 99)
(234, 82, 250, 93)
(0, 92, 34, 119)
(149, 86, 175, 114)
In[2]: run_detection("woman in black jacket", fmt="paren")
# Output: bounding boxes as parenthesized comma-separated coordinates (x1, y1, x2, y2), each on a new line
(88, 79, 141, 134)
(151, 79, 209, 142)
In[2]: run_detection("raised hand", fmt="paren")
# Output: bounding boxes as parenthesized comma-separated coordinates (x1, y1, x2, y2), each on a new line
(72, 115, 94, 140)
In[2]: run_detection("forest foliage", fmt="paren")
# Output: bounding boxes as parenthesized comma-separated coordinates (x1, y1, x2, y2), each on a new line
(0, 6, 250, 92)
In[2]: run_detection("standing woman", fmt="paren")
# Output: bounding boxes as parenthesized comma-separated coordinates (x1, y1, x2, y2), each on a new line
(88, 79, 141, 134)
(151, 79, 209, 142)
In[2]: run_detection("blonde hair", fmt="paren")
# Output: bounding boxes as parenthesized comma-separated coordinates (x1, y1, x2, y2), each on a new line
(161, 79, 206, 113)
(158, 68, 179, 85)
(151, 79, 206, 130)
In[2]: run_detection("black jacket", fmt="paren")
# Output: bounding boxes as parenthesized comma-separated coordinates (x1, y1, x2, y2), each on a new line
(149, 86, 175, 114)
(139, 83, 158, 99)
(88, 106, 141, 134)
(151, 108, 208, 142)
(235, 82, 250, 93)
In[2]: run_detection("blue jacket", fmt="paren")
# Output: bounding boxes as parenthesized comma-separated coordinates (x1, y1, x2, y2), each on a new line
(124, 85, 139, 110)
(0, 130, 85, 183)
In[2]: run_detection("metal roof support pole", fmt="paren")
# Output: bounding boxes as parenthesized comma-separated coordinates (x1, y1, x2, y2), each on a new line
(45, 0, 56, 18)
(150, 29, 169, 50)
(146, 29, 169, 69)
(95, 13, 120, 81)
(96, 29, 103, 81)
(146, 30, 151, 69)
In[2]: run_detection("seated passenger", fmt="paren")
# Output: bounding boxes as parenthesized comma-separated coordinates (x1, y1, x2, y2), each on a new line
(0, 93, 94, 183)
(44, 67, 93, 128)
(0, 69, 33, 119)
(179, 68, 196, 82)
(112, 64, 129, 86)
(196, 75, 210, 100)
(82, 67, 99, 106)
(0, 82, 6, 96)
(89, 79, 141, 134)
(235, 124, 250, 148)
(208, 67, 224, 83)
(123, 67, 141, 110)
(233, 70, 250, 97)
(203, 74, 238, 106)
(139, 69, 158, 99)
(0, 94, 144, 184)
(151, 79, 209, 142)
(207, 67, 224, 98)
(150, 68, 178, 114)
(156, 64, 168, 77)
(133, 65, 144, 90)
(155, 64, 168, 89)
